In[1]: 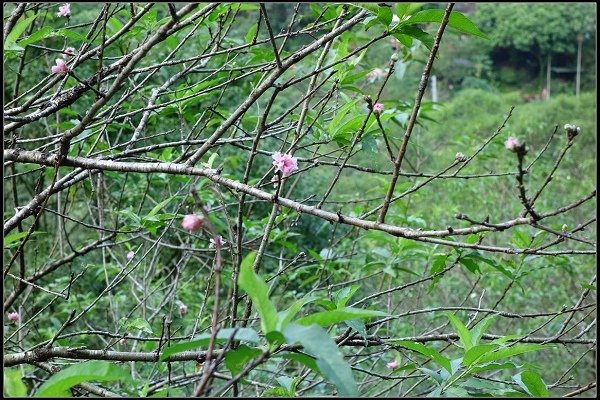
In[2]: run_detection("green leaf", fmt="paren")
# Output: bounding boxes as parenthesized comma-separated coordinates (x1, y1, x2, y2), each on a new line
(327, 100, 358, 133)
(124, 318, 153, 335)
(446, 313, 472, 350)
(393, 25, 433, 49)
(279, 353, 320, 374)
(458, 257, 480, 274)
(277, 294, 318, 330)
(377, 6, 393, 25)
(159, 328, 260, 362)
(238, 251, 279, 334)
(224, 345, 263, 376)
(344, 319, 368, 341)
(334, 285, 360, 308)
(477, 344, 553, 365)
(35, 361, 128, 397)
(463, 344, 499, 366)
(4, 13, 37, 51)
(16, 26, 55, 47)
(283, 323, 358, 396)
(470, 361, 518, 374)
(470, 315, 496, 346)
(513, 370, 549, 397)
(466, 252, 515, 280)
(403, 10, 488, 39)
(4, 231, 46, 248)
(428, 254, 449, 292)
(55, 28, 87, 42)
(394, 341, 452, 372)
(295, 307, 387, 327)
(146, 196, 175, 218)
(4, 369, 28, 397)
(395, 4, 410, 20)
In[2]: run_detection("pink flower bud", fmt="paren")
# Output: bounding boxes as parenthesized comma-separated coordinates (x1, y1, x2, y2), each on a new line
(182, 214, 204, 232)
(373, 102, 384, 115)
(179, 303, 188, 314)
(8, 312, 19, 323)
(272, 152, 298, 177)
(64, 47, 76, 56)
(505, 136, 520, 152)
(57, 3, 71, 17)
(386, 361, 399, 369)
(126, 251, 135, 261)
(51, 59, 69, 74)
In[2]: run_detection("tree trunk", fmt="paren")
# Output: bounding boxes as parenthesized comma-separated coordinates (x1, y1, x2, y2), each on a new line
(576, 34, 583, 97)
(546, 53, 551, 99)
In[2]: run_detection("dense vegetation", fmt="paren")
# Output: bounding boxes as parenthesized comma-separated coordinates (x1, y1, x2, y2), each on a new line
(3, 3, 596, 398)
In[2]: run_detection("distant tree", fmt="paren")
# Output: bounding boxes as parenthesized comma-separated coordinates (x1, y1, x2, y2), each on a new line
(475, 3, 596, 94)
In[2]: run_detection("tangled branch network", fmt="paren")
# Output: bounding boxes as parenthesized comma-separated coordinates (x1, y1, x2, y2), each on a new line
(3, 3, 596, 398)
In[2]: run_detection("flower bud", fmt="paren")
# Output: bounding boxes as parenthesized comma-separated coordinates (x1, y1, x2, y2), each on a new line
(455, 152, 467, 162)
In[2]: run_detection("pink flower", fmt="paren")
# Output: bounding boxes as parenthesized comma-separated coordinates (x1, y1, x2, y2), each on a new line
(209, 235, 226, 248)
(182, 214, 203, 232)
(272, 152, 298, 177)
(126, 251, 135, 261)
(64, 47, 76, 56)
(505, 136, 520, 152)
(51, 59, 69, 74)
(8, 312, 20, 323)
(386, 361, 399, 369)
(57, 3, 71, 17)
(179, 303, 188, 314)
(373, 102, 384, 114)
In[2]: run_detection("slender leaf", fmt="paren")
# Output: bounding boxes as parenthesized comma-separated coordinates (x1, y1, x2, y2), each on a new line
(159, 328, 260, 361)
(394, 341, 452, 372)
(35, 361, 128, 397)
(446, 312, 472, 350)
(403, 10, 488, 39)
(238, 251, 279, 333)
(283, 323, 358, 396)
(513, 370, 549, 397)
(295, 308, 387, 327)
(477, 344, 553, 365)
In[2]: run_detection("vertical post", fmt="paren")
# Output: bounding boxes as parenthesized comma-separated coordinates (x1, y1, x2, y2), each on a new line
(431, 75, 438, 102)
(576, 33, 583, 97)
